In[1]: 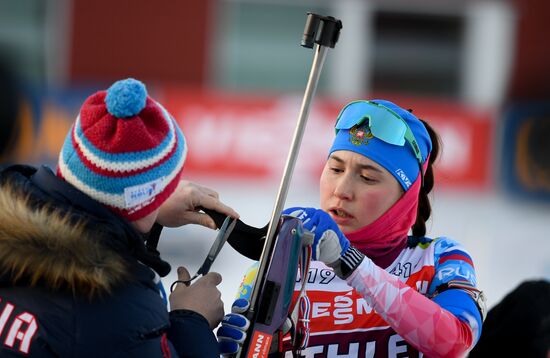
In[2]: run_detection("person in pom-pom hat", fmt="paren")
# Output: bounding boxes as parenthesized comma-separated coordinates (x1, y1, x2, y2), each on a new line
(0, 78, 238, 357)
(218, 100, 486, 357)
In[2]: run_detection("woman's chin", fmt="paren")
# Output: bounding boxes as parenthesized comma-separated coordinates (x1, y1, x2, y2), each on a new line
(331, 214, 355, 232)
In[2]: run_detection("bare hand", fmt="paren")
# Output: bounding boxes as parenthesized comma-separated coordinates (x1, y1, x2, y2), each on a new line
(157, 180, 239, 229)
(169, 266, 224, 329)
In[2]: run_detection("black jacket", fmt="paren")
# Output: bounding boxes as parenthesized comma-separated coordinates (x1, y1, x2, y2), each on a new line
(0, 165, 219, 357)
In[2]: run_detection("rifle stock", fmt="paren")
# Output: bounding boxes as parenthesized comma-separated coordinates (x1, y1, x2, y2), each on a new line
(237, 216, 311, 357)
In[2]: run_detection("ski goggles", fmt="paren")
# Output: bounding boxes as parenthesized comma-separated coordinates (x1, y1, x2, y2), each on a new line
(334, 100, 425, 185)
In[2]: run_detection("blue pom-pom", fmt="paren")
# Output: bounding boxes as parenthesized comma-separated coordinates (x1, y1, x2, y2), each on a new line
(105, 78, 147, 118)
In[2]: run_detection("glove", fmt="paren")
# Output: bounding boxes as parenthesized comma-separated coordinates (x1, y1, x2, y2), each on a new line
(282, 207, 349, 264)
(217, 298, 250, 356)
(283, 207, 364, 277)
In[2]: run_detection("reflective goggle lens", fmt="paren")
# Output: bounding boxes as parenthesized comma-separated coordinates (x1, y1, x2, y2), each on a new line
(335, 101, 407, 146)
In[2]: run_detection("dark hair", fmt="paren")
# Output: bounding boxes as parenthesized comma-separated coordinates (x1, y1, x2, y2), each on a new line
(411, 119, 440, 237)
(468, 280, 550, 357)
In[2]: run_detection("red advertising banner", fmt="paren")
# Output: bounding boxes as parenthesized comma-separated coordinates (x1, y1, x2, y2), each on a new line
(11, 87, 493, 191)
(162, 89, 494, 190)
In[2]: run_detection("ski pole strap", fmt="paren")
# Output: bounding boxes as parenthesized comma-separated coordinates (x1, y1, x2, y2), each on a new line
(296, 294, 311, 351)
(289, 245, 312, 354)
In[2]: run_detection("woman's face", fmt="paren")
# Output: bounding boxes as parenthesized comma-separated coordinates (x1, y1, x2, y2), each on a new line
(320, 150, 403, 233)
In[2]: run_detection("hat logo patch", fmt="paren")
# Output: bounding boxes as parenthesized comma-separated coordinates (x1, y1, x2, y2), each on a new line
(349, 124, 374, 146)
(124, 176, 165, 209)
(395, 169, 412, 188)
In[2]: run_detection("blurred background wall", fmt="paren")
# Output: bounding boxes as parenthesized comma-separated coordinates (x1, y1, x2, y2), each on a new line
(1, 0, 549, 312)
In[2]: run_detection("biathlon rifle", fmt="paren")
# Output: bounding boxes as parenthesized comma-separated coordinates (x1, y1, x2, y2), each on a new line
(205, 12, 342, 358)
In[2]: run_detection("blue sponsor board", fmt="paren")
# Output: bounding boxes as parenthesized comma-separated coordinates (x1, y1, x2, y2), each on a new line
(501, 101, 550, 201)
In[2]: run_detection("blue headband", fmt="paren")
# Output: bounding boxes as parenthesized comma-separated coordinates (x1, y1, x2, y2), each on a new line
(329, 99, 432, 191)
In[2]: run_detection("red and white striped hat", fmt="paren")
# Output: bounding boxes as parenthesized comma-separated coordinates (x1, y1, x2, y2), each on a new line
(57, 78, 187, 221)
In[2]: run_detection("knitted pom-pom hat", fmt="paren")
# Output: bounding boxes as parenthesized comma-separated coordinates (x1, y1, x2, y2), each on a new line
(57, 78, 187, 221)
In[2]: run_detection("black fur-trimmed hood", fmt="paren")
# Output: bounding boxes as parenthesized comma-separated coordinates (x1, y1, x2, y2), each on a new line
(0, 165, 170, 297)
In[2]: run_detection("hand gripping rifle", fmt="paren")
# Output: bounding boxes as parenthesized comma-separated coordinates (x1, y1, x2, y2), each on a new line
(205, 13, 342, 357)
